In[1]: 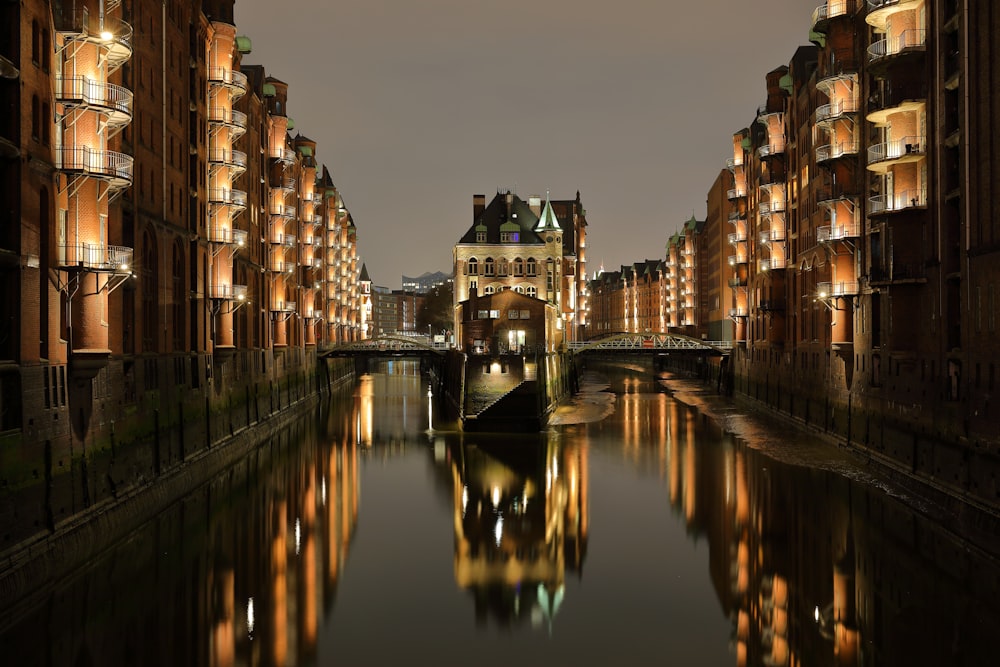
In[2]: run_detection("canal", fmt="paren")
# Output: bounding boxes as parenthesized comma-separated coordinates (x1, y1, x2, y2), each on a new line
(2, 359, 998, 666)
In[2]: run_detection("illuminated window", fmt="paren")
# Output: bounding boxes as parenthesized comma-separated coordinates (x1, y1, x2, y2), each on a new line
(527, 286, 537, 298)
(526, 258, 537, 276)
(484, 257, 495, 276)
(500, 231, 520, 243)
(467, 257, 478, 275)
(513, 258, 524, 276)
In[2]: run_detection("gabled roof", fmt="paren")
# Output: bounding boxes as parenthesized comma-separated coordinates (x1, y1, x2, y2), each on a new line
(359, 263, 370, 282)
(456, 192, 545, 245)
(534, 194, 562, 232)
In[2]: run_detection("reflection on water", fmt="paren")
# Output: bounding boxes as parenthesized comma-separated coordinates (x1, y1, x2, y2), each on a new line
(2, 359, 999, 666)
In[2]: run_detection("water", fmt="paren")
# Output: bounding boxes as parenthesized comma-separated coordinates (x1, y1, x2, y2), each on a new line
(2, 359, 998, 666)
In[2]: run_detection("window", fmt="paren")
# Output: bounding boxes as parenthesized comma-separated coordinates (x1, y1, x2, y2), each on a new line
(527, 286, 537, 298)
(484, 257, 495, 276)
(31, 96, 40, 141)
(513, 258, 524, 276)
(484, 286, 494, 295)
(490, 310, 500, 319)
(467, 257, 478, 275)
(41, 102, 50, 145)
(501, 231, 520, 243)
(477, 310, 489, 319)
(476, 231, 486, 243)
(498, 259, 509, 276)
(526, 258, 537, 276)
(31, 20, 40, 64)
(469, 279, 477, 292)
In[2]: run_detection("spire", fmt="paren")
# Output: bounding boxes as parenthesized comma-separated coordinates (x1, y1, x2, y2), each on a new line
(534, 191, 561, 232)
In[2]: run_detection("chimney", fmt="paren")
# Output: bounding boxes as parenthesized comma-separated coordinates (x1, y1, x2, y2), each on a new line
(528, 195, 542, 217)
(473, 194, 486, 219)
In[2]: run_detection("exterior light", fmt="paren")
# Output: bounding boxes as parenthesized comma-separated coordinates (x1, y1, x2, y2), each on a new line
(119, 263, 128, 271)
(100, 30, 114, 42)
(819, 291, 828, 299)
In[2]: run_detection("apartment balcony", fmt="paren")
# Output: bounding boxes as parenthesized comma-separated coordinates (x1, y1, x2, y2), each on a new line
(271, 147, 296, 164)
(280, 233, 296, 248)
(208, 188, 247, 210)
(208, 67, 249, 99)
(208, 106, 248, 135)
(869, 189, 927, 215)
(756, 104, 785, 123)
(727, 186, 747, 201)
(812, 0, 857, 32)
(728, 276, 748, 288)
(726, 156, 744, 172)
(818, 189, 858, 208)
(816, 140, 860, 164)
(759, 200, 786, 216)
(866, 86, 925, 125)
(209, 283, 248, 301)
(728, 231, 748, 245)
(56, 77, 133, 129)
(270, 260, 296, 274)
(55, 11, 133, 72)
(817, 222, 861, 243)
(815, 98, 859, 126)
(271, 301, 297, 313)
(58, 146, 133, 189)
(867, 136, 925, 172)
(757, 141, 786, 160)
(270, 202, 293, 219)
(208, 148, 248, 175)
(816, 281, 859, 299)
(728, 255, 748, 266)
(758, 299, 787, 312)
(207, 226, 248, 247)
(759, 227, 786, 244)
(759, 257, 787, 272)
(866, 0, 923, 30)
(868, 29, 927, 65)
(280, 177, 296, 193)
(729, 307, 749, 319)
(728, 210, 746, 225)
(57, 243, 133, 273)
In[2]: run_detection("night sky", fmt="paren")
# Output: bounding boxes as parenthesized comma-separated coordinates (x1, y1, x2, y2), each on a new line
(235, 0, 817, 288)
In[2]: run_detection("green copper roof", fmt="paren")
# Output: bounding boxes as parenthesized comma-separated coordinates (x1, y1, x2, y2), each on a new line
(262, 82, 276, 97)
(499, 220, 519, 232)
(287, 117, 295, 131)
(808, 30, 826, 48)
(534, 195, 561, 232)
(298, 146, 313, 157)
(779, 72, 794, 93)
(741, 137, 752, 150)
(236, 36, 252, 53)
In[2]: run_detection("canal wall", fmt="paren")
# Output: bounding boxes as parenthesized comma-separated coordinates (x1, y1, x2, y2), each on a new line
(658, 348, 1000, 516)
(0, 349, 354, 598)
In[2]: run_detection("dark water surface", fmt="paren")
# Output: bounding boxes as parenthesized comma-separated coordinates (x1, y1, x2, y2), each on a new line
(2, 359, 998, 666)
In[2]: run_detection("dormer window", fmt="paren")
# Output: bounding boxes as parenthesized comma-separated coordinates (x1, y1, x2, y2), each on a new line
(500, 231, 520, 243)
(476, 231, 486, 243)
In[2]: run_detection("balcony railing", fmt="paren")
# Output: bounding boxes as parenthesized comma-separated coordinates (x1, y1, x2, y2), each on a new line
(728, 231, 748, 245)
(208, 148, 248, 172)
(208, 188, 247, 208)
(57, 243, 133, 272)
(869, 189, 927, 214)
(726, 156, 744, 171)
(812, 0, 856, 30)
(728, 210, 746, 224)
(816, 281, 859, 298)
(55, 12, 133, 70)
(208, 106, 248, 130)
(727, 187, 747, 200)
(728, 255, 748, 266)
(816, 140, 860, 163)
(817, 222, 861, 242)
(209, 283, 248, 300)
(271, 147, 296, 163)
(729, 307, 749, 318)
(759, 228, 786, 244)
(728, 277, 748, 288)
(58, 146, 133, 185)
(757, 141, 786, 159)
(868, 29, 926, 63)
(56, 77, 133, 123)
(758, 299, 787, 311)
(759, 258, 787, 272)
(208, 227, 248, 246)
(270, 202, 293, 218)
(868, 136, 925, 167)
(759, 200, 786, 216)
(870, 262, 926, 283)
(815, 97, 859, 124)
(207, 67, 249, 96)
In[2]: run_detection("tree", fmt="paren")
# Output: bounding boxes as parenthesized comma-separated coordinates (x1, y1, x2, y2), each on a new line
(416, 282, 453, 335)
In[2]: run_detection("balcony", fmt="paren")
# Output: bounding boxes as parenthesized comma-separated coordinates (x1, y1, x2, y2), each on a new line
(729, 307, 749, 318)
(728, 210, 746, 224)
(757, 141, 786, 159)
(271, 147, 296, 164)
(58, 146, 133, 188)
(817, 222, 861, 243)
(816, 281, 859, 299)
(273, 301, 297, 313)
(728, 277, 748, 288)
(208, 226, 248, 247)
(280, 176, 296, 193)
(208, 67, 249, 98)
(868, 29, 926, 64)
(208, 188, 247, 210)
(759, 200, 786, 216)
(728, 255, 748, 266)
(728, 231, 748, 245)
(55, 12, 133, 71)
(759, 257, 787, 272)
(812, 0, 856, 32)
(869, 189, 927, 214)
(758, 299, 787, 311)
(759, 228, 786, 244)
(815, 98, 859, 125)
(56, 77, 133, 128)
(866, 0, 923, 30)
(208, 106, 248, 134)
(866, 86, 925, 125)
(57, 243, 133, 272)
(726, 156, 744, 172)
(816, 140, 860, 164)
(209, 283, 248, 301)
(727, 186, 747, 201)
(270, 202, 293, 219)
(870, 262, 927, 284)
(756, 104, 784, 122)
(867, 135, 925, 172)
(208, 148, 248, 174)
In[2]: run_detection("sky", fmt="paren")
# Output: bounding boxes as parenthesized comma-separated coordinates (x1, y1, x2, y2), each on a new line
(234, 0, 818, 289)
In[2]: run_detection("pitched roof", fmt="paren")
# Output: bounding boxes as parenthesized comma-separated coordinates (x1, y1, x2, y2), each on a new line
(456, 192, 545, 245)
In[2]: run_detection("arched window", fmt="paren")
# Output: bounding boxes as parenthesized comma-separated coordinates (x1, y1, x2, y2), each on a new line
(514, 286, 524, 294)
(484, 285, 494, 295)
(526, 258, 537, 276)
(513, 258, 523, 276)
(31, 96, 40, 141)
(526, 286, 537, 298)
(498, 258, 509, 276)
(31, 20, 40, 64)
(484, 257, 495, 276)
(467, 257, 478, 275)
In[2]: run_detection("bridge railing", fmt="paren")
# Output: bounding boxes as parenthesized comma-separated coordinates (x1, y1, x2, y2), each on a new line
(567, 334, 732, 353)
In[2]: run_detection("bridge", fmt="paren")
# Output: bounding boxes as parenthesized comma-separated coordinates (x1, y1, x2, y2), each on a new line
(567, 333, 732, 356)
(320, 334, 448, 359)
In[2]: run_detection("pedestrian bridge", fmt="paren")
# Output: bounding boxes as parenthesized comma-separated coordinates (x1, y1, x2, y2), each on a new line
(320, 334, 448, 358)
(567, 333, 732, 356)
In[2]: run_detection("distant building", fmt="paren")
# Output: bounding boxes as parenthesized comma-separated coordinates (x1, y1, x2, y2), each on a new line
(372, 286, 398, 336)
(402, 271, 451, 293)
